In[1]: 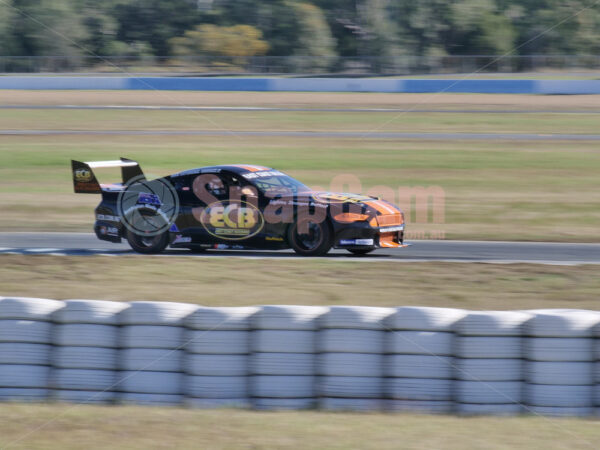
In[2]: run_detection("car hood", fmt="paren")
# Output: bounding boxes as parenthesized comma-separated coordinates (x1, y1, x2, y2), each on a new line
(290, 191, 404, 225)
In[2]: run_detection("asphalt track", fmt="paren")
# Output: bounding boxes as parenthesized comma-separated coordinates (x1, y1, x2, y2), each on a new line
(2, 105, 600, 114)
(1, 232, 599, 265)
(3, 130, 600, 140)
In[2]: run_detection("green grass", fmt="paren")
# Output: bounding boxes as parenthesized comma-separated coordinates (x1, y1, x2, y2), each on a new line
(0, 404, 598, 450)
(1, 105, 600, 241)
(1, 256, 599, 310)
(1, 134, 599, 241)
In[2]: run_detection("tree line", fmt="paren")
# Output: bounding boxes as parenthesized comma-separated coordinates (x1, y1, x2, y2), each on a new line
(0, 0, 598, 65)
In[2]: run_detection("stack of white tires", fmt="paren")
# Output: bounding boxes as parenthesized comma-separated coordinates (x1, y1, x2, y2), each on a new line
(117, 301, 197, 406)
(454, 311, 531, 415)
(318, 306, 393, 411)
(596, 322, 600, 417)
(250, 305, 326, 410)
(52, 299, 129, 404)
(0, 297, 63, 401)
(524, 310, 600, 416)
(184, 306, 256, 408)
(384, 307, 464, 413)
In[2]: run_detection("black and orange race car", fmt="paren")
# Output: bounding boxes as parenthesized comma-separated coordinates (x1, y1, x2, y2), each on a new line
(72, 158, 406, 256)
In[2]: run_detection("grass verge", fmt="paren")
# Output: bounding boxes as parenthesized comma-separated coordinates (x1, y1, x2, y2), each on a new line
(1, 135, 599, 241)
(2, 92, 600, 241)
(1, 255, 599, 310)
(3, 90, 600, 110)
(2, 109, 600, 134)
(0, 404, 598, 450)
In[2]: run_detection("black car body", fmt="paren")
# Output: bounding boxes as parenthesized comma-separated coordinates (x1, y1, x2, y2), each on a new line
(72, 158, 406, 256)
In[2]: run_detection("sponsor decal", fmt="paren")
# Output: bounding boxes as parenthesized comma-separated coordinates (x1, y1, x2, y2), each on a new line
(99, 225, 119, 237)
(339, 238, 374, 246)
(117, 176, 180, 237)
(212, 243, 246, 250)
(268, 199, 327, 209)
(97, 214, 120, 222)
(265, 236, 284, 242)
(172, 168, 221, 178)
(200, 200, 264, 241)
(136, 192, 162, 207)
(312, 192, 372, 204)
(242, 170, 285, 180)
(74, 182, 100, 193)
(74, 168, 92, 182)
(100, 184, 123, 192)
(169, 223, 180, 232)
(379, 225, 404, 232)
(173, 234, 192, 244)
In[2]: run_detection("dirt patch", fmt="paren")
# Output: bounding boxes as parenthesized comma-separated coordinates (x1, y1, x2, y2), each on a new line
(2, 90, 600, 110)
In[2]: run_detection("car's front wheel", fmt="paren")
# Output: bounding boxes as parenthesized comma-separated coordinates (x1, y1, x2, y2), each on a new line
(126, 230, 169, 254)
(287, 218, 332, 256)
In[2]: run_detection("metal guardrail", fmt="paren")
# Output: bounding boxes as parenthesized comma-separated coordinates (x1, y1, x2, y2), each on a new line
(1, 55, 600, 75)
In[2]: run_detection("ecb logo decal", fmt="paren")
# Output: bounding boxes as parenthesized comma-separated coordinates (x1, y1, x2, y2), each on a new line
(74, 169, 92, 182)
(200, 200, 264, 240)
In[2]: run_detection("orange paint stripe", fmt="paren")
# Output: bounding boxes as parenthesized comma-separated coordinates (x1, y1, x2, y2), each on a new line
(231, 164, 270, 172)
(378, 200, 401, 214)
(366, 200, 396, 215)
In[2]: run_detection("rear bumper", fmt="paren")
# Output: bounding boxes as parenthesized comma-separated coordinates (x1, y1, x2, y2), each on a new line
(94, 220, 122, 243)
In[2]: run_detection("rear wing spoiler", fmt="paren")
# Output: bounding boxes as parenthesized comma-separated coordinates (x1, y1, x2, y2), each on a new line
(71, 157, 145, 194)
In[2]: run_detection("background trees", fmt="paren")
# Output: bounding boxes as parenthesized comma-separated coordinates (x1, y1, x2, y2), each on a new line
(0, 0, 598, 70)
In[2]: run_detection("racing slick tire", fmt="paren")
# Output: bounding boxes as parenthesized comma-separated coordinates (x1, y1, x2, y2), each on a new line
(126, 230, 169, 254)
(287, 218, 332, 257)
(346, 249, 374, 256)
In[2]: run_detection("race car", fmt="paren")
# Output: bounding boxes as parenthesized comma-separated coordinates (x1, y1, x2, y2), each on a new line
(72, 158, 407, 256)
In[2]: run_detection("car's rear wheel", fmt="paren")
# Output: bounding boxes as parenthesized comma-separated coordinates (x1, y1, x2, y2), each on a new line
(347, 249, 374, 256)
(126, 230, 169, 254)
(287, 218, 332, 256)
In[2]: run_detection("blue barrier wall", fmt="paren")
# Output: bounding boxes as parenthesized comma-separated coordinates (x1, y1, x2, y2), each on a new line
(0, 77, 128, 90)
(127, 77, 271, 91)
(401, 79, 537, 94)
(1, 76, 600, 94)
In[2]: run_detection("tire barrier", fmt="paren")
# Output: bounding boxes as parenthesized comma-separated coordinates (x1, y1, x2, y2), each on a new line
(0, 297, 63, 402)
(384, 307, 464, 414)
(318, 306, 392, 411)
(184, 307, 255, 409)
(0, 296, 599, 416)
(118, 302, 197, 406)
(52, 300, 128, 404)
(251, 306, 325, 410)
(524, 310, 600, 417)
(454, 311, 531, 415)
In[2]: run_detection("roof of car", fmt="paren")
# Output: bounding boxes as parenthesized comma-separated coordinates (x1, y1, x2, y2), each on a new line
(170, 164, 273, 178)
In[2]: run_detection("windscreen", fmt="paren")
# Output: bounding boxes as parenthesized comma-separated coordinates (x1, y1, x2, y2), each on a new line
(242, 170, 310, 196)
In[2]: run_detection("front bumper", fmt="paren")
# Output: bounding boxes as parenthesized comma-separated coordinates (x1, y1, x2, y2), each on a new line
(334, 223, 405, 249)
